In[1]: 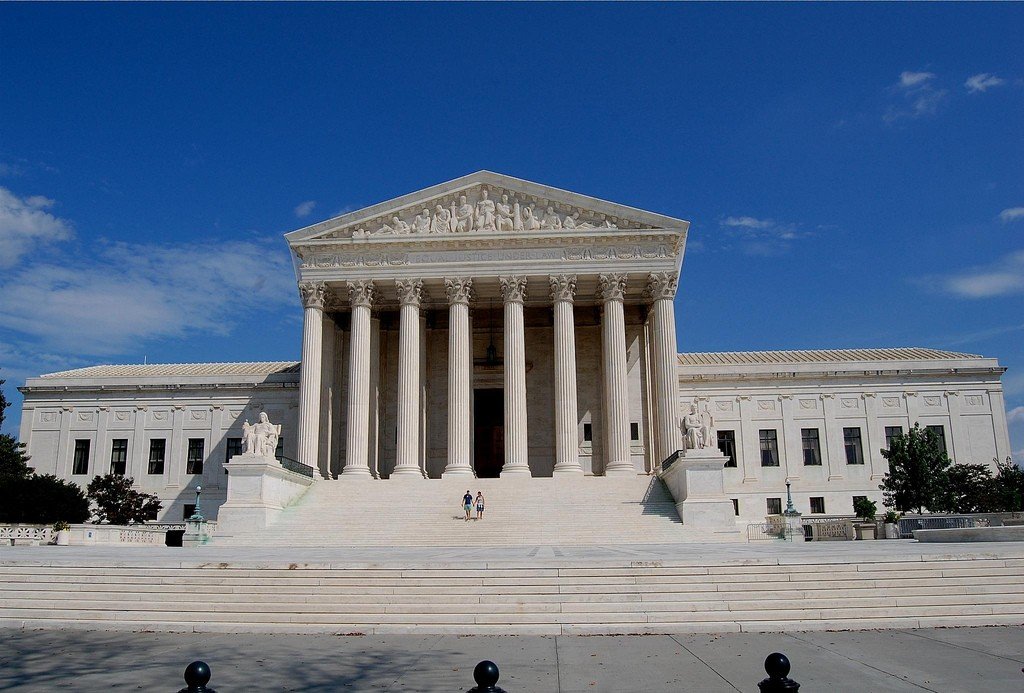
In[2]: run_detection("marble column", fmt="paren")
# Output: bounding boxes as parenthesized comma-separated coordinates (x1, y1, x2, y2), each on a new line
(647, 272, 681, 465)
(443, 277, 474, 477)
(393, 279, 426, 477)
(297, 281, 326, 478)
(500, 275, 530, 475)
(550, 274, 583, 475)
(598, 273, 634, 476)
(343, 280, 375, 477)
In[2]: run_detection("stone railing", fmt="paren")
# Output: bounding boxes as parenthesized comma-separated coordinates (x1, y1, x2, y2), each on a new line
(0, 524, 54, 545)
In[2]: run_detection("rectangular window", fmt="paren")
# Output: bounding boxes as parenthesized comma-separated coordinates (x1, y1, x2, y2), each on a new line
(766, 497, 782, 515)
(109, 439, 128, 475)
(72, 439, 90, 475)
(225, 437, 242, 464)
(731, 499, 739, 516)
(717, 430, 737, 468)
(583, 423, 593, 442)
(148, 439, 166, 475)
(275, 436, 285, 462)
(759, 429, 779, 467)
(630, 422, 640, 442)
(801, 428, 821, 466)
(852, 495, 867, 512)
(843, 427, 864, 465)
(809, 497, 826, 514)
(183, 504, 195, 521)
(186, 438, 205, 475)
(926, 425, 947, 454)
(884, 426, 903, 449)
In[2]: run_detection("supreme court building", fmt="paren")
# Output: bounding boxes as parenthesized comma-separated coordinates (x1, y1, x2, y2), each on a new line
(17, 172, 1013, 524)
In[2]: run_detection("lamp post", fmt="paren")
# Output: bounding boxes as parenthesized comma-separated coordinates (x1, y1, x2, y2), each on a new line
(784, 480, 797, 516)
(183, 485, 208, 547)
(782, 479, 802, 542)
(189, 485, 204, 522)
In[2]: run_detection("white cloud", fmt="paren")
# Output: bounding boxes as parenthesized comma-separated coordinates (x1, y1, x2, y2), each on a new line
(722, 216, 774, 229)
(885, 71, 947, 123)
(0, 186, 74, 267)
(999, 207, 1024, 223)
(931, 250, 1024, 299)
(294, 200, 317, 218)
(0, 239, 297, 356)
(1008, 407, 1024, 424)
(965, 73, 1005, 94)
(900, 71, 935, 88)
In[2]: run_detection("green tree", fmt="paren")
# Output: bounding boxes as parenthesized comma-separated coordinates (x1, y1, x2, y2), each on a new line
(879, 423, 952, 514)
(991, 457, 1024, 512)
(853, 497, 877, 521)
(0, 377, 34, 481)
(87, 474, 162, 525)
(933, 463, 995, 513)
(0, 474, 90, 524)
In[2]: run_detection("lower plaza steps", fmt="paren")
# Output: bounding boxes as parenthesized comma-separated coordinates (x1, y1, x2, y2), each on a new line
(2, 548, 1024, 635)
(216, 475, 732, 547)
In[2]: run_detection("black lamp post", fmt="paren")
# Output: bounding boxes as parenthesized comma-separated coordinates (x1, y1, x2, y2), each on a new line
(189, 485, 204, 522)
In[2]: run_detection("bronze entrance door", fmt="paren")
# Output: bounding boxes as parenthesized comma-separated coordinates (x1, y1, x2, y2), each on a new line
(473, 388, 504, 478)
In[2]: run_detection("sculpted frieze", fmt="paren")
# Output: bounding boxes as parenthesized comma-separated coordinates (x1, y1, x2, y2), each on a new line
(563, 245, 670, 261)
(317, 185, 661, 240)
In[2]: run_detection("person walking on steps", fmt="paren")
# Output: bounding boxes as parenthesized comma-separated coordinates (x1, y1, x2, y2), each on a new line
(475, 491, 485, 520)
(463, 490, 473, 521)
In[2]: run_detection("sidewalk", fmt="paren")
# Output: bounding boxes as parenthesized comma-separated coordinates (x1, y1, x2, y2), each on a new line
(1, 626, 1021, 692)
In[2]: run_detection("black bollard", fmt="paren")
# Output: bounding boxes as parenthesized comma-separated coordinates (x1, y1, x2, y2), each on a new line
(757, 652, 800, 692)
(177, 661, 217, 693)
(467, 659, 507, 692)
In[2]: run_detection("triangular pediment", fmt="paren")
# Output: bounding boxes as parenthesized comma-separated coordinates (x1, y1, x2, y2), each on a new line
(285, 171, 688, 243)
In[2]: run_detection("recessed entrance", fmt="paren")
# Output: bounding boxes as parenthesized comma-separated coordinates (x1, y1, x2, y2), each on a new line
(473, 388, 504, 478)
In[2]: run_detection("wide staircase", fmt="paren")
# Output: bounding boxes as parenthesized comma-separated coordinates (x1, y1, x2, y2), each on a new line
(2, 551, 1023, 634)
(216, 475, 737, 546)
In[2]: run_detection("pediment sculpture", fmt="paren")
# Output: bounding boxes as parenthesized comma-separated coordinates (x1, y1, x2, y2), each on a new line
(242, 412, 281, 459)
(348, 187, 641, 239)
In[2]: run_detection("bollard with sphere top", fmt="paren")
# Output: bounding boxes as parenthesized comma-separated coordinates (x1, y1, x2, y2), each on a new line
(466, 660, 506, 692)
(177, 661, 217, 693)
(758, 652, 800, 692)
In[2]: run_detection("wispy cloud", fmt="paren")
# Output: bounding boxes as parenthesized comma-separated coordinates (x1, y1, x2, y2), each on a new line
(885, 70, 947, 123)
(294, 200, 317, 218)
(717, 215, 808, 255)
(965, 73, 1005, 94)
(924, 250, 1024, 299)
(0, 186, 74, 267)
(1008, 407, 1024, 425)
(999, 207, 1024, 223)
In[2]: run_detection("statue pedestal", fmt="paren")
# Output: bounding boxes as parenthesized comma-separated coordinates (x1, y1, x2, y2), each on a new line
(216, 454, 314, 536)
(659, 447, 738, 533)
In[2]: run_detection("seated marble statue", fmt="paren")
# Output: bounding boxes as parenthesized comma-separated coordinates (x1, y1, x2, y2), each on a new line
(242, 412, 281, 458)
(682, 404, 704, 450)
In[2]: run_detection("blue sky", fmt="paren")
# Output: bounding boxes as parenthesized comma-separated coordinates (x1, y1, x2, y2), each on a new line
(1, 3, 1023, 457)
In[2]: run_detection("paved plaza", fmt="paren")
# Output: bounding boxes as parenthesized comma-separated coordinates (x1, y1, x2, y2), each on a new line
(1, 625, 1022, 692)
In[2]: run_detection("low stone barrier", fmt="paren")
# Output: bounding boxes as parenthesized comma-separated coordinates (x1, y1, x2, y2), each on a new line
(914, 526, 1024, 543)
(1, 523, 176, 546)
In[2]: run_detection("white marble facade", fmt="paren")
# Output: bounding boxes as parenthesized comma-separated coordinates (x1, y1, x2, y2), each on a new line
(16, 173, 1014, 524)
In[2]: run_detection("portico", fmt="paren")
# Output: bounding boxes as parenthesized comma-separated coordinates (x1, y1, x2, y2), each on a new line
(285, 172, 688, 479)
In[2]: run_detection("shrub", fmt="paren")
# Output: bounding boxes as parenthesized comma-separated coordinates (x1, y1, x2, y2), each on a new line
(0, 475, 89, 524)
(853, 497, 877, 521)
(87, 474, 162, 525)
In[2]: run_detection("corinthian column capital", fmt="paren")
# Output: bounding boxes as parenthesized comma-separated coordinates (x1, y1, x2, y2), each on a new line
(396, 278, 424, 307)
(549, 274, 577, 303)
(298, 281, 327, 310)
(597, 273, 627, 302)
(347, 280, 375, 309)
(444, 277, 474, 306)
(499, 275, 527, 304)
(644, 272, 678, 301)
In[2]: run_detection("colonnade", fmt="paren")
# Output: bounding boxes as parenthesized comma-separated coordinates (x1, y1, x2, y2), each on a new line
(294, 272, 681, 479)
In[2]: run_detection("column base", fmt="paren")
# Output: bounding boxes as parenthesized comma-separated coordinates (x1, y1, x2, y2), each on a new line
(500, 465, 531, 477)
(604, 461, 636, 476)
(390, 466, 426, 478)
(340, 466, 374, 477)
(552, 464, 584, 476)
(442, 465, 474, 477)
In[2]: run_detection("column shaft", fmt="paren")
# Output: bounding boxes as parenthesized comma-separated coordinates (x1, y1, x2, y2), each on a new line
(297, 282, 326, 478)
(444, 278, 474, 476)
(551, 275, 582, 475)
(393, 280, 424, 477)
(343, 281, 374, 476)
(501, 276, 530, 475)
(648, 273, 681, 464)
(599, 274, 634, 475)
